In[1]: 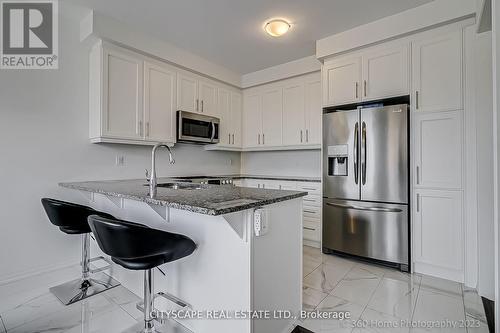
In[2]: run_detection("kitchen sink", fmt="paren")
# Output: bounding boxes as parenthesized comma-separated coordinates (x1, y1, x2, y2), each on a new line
(144, 182, 202, 190)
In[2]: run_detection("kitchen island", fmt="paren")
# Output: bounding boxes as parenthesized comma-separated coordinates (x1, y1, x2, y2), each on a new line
(59, 179, 306, 333)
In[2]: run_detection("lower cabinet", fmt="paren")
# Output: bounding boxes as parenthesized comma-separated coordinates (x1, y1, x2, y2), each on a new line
(236, 179, 322, 247)
(413, 189, 463, 282)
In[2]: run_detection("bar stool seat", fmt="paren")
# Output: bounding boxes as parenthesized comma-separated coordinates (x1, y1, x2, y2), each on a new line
(88, 215, 196, 333)
(41, 198, 120, 305)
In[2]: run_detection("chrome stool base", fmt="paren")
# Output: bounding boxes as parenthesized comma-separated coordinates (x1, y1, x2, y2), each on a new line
(123, 318, 192, 333)
(50, 272, 119, 305)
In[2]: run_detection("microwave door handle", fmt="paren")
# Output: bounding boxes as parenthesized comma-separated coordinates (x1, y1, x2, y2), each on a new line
(210, 122, 215, 143)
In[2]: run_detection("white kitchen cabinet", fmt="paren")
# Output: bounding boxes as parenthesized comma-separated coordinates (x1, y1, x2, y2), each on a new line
(412, 30, 463, 112)
(414, 110, 463, 189)
(99, 44, 144, 140)
(362, 43, 409, 101)
(261, 85, 283, 147)
(282, 79, 305, 146)
(143, 61, 176, 143)
(217, 87, 231, 145)
(322, 56, 361, 107)
(243, 91, 262, 148)
(304, 74, 322, 145)
(230, 92, 242, 147)
(199, 79, 218, 114)
(176, 71, 199, 113)
(177, 71, 219, 115)
(413, 189, 463, 281)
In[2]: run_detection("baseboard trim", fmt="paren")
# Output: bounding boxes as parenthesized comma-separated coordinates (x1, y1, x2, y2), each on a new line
(0, 259, 77, 286)
(481, 297, 494, 333)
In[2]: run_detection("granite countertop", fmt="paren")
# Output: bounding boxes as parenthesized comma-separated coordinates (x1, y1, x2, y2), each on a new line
(176, 174, 321, 183)
(59, 178, 307, 216)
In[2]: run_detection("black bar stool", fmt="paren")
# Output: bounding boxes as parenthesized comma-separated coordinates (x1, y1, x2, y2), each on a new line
(41, 198, 120, 305)
(88, 214, 196, 333)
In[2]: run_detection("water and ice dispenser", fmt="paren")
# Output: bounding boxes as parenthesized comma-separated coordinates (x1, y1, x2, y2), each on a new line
(327, 145, 348, 176)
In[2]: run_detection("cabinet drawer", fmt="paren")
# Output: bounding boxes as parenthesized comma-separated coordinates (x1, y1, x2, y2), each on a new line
(298, 183, 322, 195)
(302, 194, 321, 207)
(303, 206, 321, 219)
(303, 220, 321, 242)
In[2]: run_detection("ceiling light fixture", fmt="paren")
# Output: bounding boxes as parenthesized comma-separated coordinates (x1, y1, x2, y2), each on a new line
(264, 19, 291, 37)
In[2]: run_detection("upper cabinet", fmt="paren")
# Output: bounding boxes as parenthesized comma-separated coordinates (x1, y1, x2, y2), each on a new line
(362, 43, 409, 101)
(242, 72, 321, 150)
(322, 56, 361, 107)
(98, 44, 144, 141)
(143, 60, 177, 143)
(412, 30, 463, 113)
(322, 42, 410, 107)
(216, 88, 242, 147)
(177, 71, 219, 115)
(283, 72, 322, 146)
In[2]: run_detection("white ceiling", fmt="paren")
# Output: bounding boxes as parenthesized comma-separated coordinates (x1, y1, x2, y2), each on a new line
(70, 0, 434, 74)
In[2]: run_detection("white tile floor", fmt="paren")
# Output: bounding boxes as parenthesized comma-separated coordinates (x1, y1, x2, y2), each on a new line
(0, 248, 490, 333)
(299, 246, 490, 333)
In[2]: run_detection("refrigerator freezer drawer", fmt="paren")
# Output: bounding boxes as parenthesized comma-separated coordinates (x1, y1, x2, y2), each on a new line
(322, 199, 408, 265)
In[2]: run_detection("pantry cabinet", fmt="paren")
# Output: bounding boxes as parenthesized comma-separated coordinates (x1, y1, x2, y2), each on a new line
(414, 110, 463, 189)
(413, 189, 463, 281)
(412, 30, 463, 113)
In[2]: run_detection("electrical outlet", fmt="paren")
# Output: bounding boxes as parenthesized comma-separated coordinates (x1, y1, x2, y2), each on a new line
(116, 155, 125, 166)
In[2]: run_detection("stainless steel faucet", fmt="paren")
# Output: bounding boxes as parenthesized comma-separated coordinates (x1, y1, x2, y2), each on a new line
(148, 143, 175, 198)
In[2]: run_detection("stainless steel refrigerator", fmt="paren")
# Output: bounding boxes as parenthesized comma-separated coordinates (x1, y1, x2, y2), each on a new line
(322, 104, 409, 271)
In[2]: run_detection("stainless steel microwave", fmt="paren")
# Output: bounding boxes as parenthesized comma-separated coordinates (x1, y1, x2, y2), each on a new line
(177, 111, 220, 144)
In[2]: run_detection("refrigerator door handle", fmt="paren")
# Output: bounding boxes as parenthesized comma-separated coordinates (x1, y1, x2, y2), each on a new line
(354, 122, 359, 184)
(325, 202, 403, 213)
(361, 121, 367, 185)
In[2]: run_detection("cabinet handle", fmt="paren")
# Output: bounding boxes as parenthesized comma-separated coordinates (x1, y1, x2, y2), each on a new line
(416, 91, 419, 110)
(304, 209, 317, 214)
(364, 80, 367, 97)
(196, 99, 199, 111)
(258, 134, 260, 145)
(355, 82, 358, 99)
(306, 129, 309, 143)
(416, 166, 420, 185)
(232, 134, 234, 145)
(138, 120, 143, 136)
(416, 194, 420, 212)
(146, 122, 150, 137)
(229, 133, 231, 144)
(263, 133, 265, 145)
(303, 227, 316, 231)
(201, 100, 204, 112)
(300, 130, 303, 143)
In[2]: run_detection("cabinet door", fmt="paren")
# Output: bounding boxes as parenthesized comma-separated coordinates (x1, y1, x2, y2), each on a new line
(103, 46, 143, 139)
(243, 92, 262, 148)
(304, 74, 322, 145)
(231, 92, 242, 147)
(144, 62, 176, 143)
(413, 189, 463, 280)
(414, 110, 463, 189)
(177, 72, 198, 113)
(199, 80, 218, 115)
(362, 44, 409, 101)
(412, 30, 463, 112)
(322, 56, 361, 107)
(282, 80, 305, 146)
(261, 86, 283, 146)
(217, 88, 232, 145)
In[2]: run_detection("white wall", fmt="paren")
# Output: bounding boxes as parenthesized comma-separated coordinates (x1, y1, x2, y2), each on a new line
(241, 151, 321, 177)
(0, 2, 240, 283)
(474, 32, 495, 300)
